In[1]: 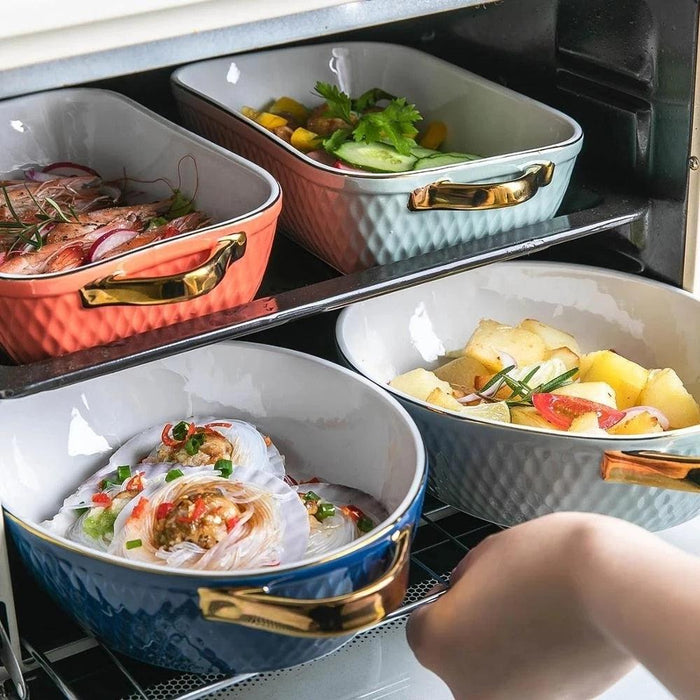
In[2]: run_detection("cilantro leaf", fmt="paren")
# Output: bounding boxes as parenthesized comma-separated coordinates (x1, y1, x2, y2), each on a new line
(323, 128, 353, 153)
(313, 82, 353, 124)
(353, 98, 421, 155)
(167, 190, 194, 220)
(352, 87, 396, 112)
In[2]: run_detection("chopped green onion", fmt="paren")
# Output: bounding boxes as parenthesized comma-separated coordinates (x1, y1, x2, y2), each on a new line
(357, 515, 374, 533)
(172, 421, 190, 441)
(303, 491, 321, 502)
(315, 502, 336, 521)
(126, 539, 142, 550)
(184, 432, 205, 455)
(165, 468, 184, 482)
(214, 459, 233, 478)
(116, 465, 131, 483)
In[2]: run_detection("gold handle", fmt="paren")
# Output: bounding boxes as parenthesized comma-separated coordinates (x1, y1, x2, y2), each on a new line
(408, 161, 555, 211)
(198, 527, 412, 637)
(80, 233, 246, 307)
(601, 450, 700, 493)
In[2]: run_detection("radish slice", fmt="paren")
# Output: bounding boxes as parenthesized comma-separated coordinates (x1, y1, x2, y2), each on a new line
(621, 406, 670, 431)
(332, 159, 364, 173)
(87, 228, 140, 262)
(41, 161, 100, 178)
(25, 168, 58, 182)
(305, 150, 336, 166)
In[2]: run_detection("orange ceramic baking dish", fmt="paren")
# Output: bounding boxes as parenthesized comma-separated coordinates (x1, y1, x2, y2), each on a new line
(0, 89, 282, 363)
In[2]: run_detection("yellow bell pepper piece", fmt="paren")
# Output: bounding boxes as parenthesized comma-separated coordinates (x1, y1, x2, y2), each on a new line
(290, 127, 323, 152)
(240, 106, 260, 120)
(255, 112, 288, 130)
(270, 96, 310, 124)
(419, 121, 448, 150)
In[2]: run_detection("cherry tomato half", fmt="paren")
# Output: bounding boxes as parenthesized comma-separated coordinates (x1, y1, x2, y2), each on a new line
(531, 393, 625, 430)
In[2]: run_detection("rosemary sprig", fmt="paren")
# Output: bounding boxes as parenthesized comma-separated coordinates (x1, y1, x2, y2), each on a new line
(0, 185, 79, 251)
(476, 363, 579, 407)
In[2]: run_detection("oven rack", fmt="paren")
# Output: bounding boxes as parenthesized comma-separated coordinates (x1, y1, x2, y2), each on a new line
(2, 498, 502, 700)
(0, 182, 648, 400)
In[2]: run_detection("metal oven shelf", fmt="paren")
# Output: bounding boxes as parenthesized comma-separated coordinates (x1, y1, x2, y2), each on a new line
(0, 184, 648, 400)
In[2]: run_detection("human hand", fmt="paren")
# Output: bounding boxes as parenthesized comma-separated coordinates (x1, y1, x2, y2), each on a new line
(406, 512, 637, 700)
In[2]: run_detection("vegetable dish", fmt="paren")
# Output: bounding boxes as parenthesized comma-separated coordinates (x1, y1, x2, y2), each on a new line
(391, 318, 700, 434)
(242, 82, 480, 173)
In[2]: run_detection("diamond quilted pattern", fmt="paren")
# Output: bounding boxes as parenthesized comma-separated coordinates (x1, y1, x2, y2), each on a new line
(403, 400, 700, 531)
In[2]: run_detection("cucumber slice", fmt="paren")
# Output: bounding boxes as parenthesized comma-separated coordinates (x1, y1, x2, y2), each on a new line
(413, 152, 480, 170)
(332, 142, 417, 173)
(410, 145, 440, 158)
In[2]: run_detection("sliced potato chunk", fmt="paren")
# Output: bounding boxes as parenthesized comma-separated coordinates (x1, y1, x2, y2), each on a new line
(552, 381, 617, 408)
(518, 319, 581, 355)
(608, 411, 663, 435)
(389, 368, 453, 402)
(465, 319, 547, 372)
(510, 406, 563, 430)
(434, 355, 488, 392)
(568, 411, 606, 435)
(546, 347, 580, 372)
(425, 388, 464, 412)
(637, 368, 700, 429)
(578, 349, 648, 410)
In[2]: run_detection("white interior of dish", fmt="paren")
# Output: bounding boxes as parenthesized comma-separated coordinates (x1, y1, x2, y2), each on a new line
(337, 261, 700, 439)
(0, 88, 276, 225)
(173, 41, 581, 162)
(0, 342, 424, 574)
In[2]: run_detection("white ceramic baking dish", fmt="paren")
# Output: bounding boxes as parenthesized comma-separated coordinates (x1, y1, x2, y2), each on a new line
(171, 42, 583, 273)
(336, 261, 700, 531)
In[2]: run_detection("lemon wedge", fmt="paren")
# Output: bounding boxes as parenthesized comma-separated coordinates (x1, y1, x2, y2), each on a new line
(460, 401, 511, 424)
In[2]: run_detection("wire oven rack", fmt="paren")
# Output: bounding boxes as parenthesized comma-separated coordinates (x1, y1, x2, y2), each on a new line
(1, 496, 502, 700)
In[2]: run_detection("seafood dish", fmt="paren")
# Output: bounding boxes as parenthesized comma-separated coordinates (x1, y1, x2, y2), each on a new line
(391, 317, 700, 435)
(44, 417, 386, 570)
(0, 161, 210, 275)
(242, 81, 480, 173)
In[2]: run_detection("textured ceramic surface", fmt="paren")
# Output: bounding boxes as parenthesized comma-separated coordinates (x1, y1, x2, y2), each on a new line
(336, 261, 700, 530)
(171, 42, 582, 273)
(0, 342, 425, 673)
(0, 88, 282, 362)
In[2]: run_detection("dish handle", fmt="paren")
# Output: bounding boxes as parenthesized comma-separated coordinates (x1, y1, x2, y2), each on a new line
(408, 161, 554, 211)
(602, 450, 700, 493)
(79, 233, 246, 307)
(198, 526, 411, 637)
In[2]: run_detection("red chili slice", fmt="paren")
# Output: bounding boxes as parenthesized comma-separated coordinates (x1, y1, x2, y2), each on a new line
(91, 492, 112, 507)
(125, 472, 144, 493)
(156, 502, 174, 520)
(341, 504, 364, 523)
(226, 516, 239, 532)
(131, 497, 149, 520)
(205, 422, 233, 428)
(161, 423, 178, 447)
(190, 497, 207, 522)
(531, 393, 625, 430)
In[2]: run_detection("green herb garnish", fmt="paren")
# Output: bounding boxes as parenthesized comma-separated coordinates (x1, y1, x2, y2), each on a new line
(315, 502, 336, 521)
(167, 189, 194, 220)
(75, 506, 89, 516)
(357, 515, 374, 533)
(172, 421, 190, 441)
(215, 458, 233, 478)
(126, 539, 142, 550)
(165, 468, 184, 482)
(314, 81, 422, 157)
(184, 432, 205, 455)
(116, 465, 131, 483)
(303, 491, 321, 502)
(146, 216, 168, 230)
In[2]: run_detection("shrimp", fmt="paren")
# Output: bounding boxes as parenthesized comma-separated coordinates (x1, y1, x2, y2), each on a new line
(306, 103, 356, 137)
(0, 177, 102, 223)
